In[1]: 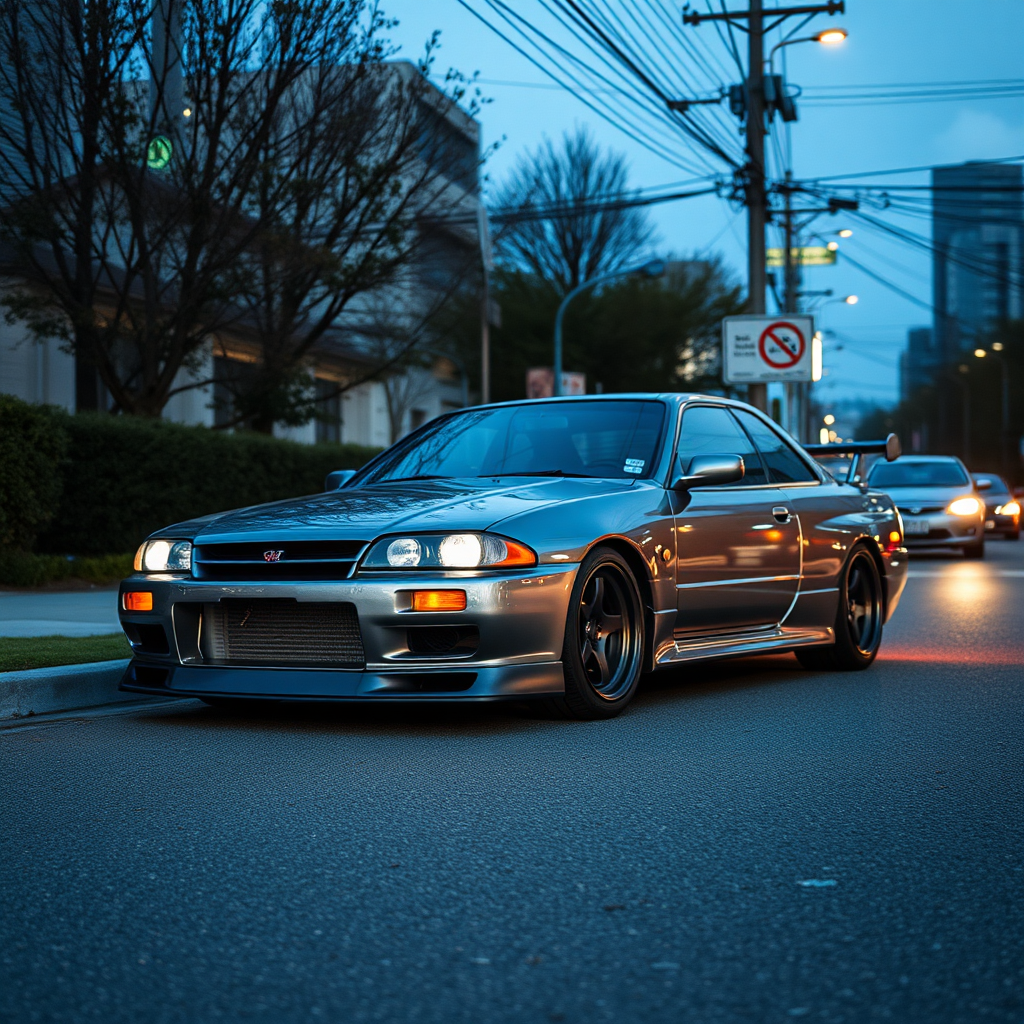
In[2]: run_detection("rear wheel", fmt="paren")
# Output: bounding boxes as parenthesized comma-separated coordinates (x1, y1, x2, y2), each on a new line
(796, 545, 884, 672)
(551, 547, 644, 720)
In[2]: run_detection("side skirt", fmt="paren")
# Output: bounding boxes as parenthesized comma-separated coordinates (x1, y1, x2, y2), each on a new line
(655, 626, 834, 667)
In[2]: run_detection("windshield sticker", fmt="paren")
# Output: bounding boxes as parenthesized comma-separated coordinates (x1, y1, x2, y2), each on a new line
(623, 458, 645, 474)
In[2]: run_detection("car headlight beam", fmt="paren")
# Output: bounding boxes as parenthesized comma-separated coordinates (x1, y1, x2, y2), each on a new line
(946, 496, 981, 517)
(995, 501, 1020, 516)
(134, 539, 192, 573)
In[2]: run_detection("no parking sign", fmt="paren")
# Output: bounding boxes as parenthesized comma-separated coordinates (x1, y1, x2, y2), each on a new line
(722, 315, 814, 383)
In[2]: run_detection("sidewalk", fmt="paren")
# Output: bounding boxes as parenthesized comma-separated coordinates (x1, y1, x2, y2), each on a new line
(0, 589, 121, 637)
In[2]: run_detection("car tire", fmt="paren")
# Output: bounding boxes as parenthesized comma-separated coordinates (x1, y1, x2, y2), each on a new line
(550, 546, 645, 720)
(963, 539, 985, 559)
(796, 544, 884, 672)
(1005, 530, 1020, 542)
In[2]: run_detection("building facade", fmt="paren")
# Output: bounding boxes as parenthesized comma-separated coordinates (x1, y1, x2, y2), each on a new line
(932, 160, 1023, 361)
(1, 57, 480, 448)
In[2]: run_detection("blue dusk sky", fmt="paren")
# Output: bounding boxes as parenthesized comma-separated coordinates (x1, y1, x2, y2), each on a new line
(384, 0, 1024, 408)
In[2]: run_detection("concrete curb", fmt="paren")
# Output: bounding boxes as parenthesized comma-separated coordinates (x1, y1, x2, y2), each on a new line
(0, 659, 162, 720)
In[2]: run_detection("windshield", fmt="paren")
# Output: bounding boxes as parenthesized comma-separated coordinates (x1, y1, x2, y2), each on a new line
(357, 400, 666, 484)
(868, 460, 969, 488)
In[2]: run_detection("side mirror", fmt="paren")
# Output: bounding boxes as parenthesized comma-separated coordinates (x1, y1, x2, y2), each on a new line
(975, 478, 993, 492)
(325, 469, 357, 491)
(672, 454, 745, 491)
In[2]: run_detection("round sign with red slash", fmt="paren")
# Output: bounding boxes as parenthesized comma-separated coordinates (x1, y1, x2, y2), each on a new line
(758, 321, 806, 369)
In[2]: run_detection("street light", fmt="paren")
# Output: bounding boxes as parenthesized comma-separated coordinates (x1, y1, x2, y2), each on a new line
(768, 27, 848, 70)
(816, 27, 848, 44)
(552, 259, 666, 397)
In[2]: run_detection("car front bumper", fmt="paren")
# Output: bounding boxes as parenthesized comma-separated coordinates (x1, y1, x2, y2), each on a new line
(984, 511, 1020, 535)
(117, 567, 577, 702)
(900, 512, 984, 548)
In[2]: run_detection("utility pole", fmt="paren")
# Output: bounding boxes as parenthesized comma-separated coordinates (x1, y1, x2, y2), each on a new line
(781, 172, 803, 438)
(745, 0, 768, 413)
(682, 1, 844, 416)
(477, 205, 494, 404)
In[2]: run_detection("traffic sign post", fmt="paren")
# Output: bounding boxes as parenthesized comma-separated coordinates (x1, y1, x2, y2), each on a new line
(722, 314, 814, 383)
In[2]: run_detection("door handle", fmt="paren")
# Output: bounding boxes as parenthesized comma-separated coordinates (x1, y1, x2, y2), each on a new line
(772, 506, 792, 524)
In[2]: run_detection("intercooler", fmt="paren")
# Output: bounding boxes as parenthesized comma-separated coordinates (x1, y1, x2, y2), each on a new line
(201, 599, 366, 668)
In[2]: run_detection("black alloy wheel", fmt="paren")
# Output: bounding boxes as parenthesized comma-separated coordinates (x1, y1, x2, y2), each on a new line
(555, 547, 644, 719)
(797, 544, 884, 672)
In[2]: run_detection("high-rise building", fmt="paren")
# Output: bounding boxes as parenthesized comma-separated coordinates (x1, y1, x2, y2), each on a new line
(898, 326, 937, 400)
(932, 160, 1023, 362)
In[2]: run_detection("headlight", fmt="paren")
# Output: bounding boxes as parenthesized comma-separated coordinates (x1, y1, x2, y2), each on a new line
(996, 501, 1020, 516)
(134, 539, 192, 573)
(362, 533, 536, 569)
(946, 497, 981, 517)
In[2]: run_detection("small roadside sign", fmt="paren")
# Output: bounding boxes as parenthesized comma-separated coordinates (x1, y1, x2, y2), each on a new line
(766, 246, 837, 267)
(723, 315, 814, 383)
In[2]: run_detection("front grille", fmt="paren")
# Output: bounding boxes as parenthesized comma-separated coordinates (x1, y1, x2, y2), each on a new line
(193, 540, 367, 581)
(898, 504, 945, 515)
(203, 599, 365, 667)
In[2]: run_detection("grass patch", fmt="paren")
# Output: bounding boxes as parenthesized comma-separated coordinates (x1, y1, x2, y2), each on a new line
(0, 634, 130, 673)
(0, 551, 134, 588)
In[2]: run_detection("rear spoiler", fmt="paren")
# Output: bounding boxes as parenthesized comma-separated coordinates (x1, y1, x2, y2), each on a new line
(804, 432, 902, 463)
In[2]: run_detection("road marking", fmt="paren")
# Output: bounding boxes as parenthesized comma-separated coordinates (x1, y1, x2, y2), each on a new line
(907, 570, 1024, 578)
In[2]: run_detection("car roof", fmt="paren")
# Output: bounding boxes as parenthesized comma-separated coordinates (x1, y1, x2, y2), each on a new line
(464, 392, 748, 411)
(884, 454, 960, 463)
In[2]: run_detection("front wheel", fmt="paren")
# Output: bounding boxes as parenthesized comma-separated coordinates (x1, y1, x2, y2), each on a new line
(553, 547, 645, 720)
(797, 545, 884, 672)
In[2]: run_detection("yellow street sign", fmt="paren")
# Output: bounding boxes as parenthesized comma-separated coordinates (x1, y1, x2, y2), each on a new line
(766, 246, 837, 267)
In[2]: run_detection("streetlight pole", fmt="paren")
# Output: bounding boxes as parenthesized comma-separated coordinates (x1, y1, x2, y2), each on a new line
(553, 260, 666, 397)
(976, 347, 1011, 476)
(949, 367, 971, 466)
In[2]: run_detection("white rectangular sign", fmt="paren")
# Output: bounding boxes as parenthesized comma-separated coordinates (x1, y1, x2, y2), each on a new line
(722, 315, 814, 383)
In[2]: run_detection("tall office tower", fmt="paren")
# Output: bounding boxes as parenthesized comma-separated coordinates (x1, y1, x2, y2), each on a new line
(899, 326, 937, 401)
(932, 160, 1024, 363)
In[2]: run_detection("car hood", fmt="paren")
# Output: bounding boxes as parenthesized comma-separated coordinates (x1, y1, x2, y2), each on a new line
(880, 485, 976, 507)
(163, 477, 637, 544)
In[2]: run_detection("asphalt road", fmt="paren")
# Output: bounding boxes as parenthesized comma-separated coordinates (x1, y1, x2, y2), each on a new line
(2, 543, 1022, 1023)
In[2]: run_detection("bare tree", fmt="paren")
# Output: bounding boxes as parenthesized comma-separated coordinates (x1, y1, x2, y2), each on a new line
(0, 0, 475, 421)
(492, 126, 655, 294)
(213, 57, 486, 432)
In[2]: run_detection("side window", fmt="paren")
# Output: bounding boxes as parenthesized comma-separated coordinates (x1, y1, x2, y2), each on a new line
(676, 406, 767, 486)
(732, 410, 818, 484)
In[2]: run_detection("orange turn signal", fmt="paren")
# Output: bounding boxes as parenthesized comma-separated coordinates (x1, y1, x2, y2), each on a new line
(492, 539, 537, 567)
(889, 531, 901, 543)
(411, 590, 467, 612)
(123, 591, 153, 612)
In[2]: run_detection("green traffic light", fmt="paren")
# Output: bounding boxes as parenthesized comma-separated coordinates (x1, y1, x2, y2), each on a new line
(146, 135, 172, 170)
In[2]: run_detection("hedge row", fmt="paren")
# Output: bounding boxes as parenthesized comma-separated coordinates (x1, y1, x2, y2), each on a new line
(0, 396, 67, 550)
(0, 396, 380, 557)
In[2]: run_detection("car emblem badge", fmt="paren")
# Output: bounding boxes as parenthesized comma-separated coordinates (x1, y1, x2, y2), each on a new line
(909, 507, 921, 515)
(264, 550, 284, 562)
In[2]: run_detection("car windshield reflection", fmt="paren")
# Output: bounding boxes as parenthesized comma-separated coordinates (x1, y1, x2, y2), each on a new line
(356, 400, 666, 485)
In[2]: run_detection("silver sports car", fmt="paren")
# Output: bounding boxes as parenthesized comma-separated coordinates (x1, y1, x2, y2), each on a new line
(118, 394, 908, 719)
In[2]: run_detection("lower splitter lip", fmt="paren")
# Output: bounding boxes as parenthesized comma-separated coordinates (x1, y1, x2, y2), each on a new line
(120, 659, 565, 701)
